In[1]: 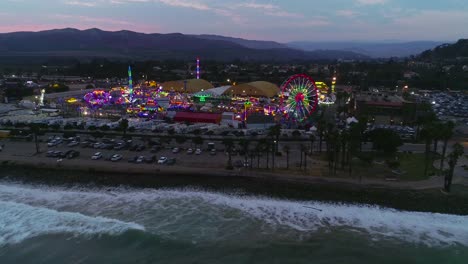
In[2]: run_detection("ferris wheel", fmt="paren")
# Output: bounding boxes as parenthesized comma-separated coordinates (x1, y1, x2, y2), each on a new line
(280, 74, 319, 123)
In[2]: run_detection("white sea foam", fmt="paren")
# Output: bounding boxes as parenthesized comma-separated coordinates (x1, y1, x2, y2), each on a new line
(0, 181, 467, 246)
(0, 200, 145, 246)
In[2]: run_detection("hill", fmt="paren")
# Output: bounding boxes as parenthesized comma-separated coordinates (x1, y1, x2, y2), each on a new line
(0, 28, 368, 62)
(288, 41, 445, 58)
(419, 39, 468, 60)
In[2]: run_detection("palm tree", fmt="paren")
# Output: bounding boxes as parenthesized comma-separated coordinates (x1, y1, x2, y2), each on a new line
(192, 136, 203, 149)
(317, 117, 326, 153)
(29, 123, 41, 154)
(440, 121, 455, 170)
(267, 124, 281, 153)
(255, 141, 263, 168)
(119, 118, 129, 137)
(283, 145, 290, 169)
(222, 138, 234, 169)
(444, 143, 464, 192)
(420, 123, 434, 177)
(309, 134, 315, 154)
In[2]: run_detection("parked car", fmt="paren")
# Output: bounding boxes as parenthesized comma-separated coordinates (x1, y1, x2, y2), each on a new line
(67, 150, 80, 159)
(144, 155, 156, 164)
(110, 154, 122, 162)
(67, 141, 79, 147)
(91, 152, 103, 160)
(186, 148, 193, 154)
(158, 156, 168, 164)
(166, 158, 176, 165)
(136, 145, 146, 152)
(136, 156, 145, 163)
(195, 148, 202, 155)
(172, 147, 180, 153)
(210, 149, 216, 156)
(128, 156, 138, 163)
(150, 145, 160, 153)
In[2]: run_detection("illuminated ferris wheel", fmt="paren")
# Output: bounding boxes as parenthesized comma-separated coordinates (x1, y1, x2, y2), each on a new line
(280, 74, 319, 123)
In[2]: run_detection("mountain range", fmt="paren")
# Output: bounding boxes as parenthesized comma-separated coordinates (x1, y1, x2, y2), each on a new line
(0, 28, 367, 62)
(0, 28, 452, 63)
(287, 41, 447, 58)
(419, 39, 468, 60)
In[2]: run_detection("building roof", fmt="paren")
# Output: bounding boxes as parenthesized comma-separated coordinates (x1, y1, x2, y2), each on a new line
(223, 81, 279, 97)
(161, 79, 214, 93)
(197, 86, 231, 97)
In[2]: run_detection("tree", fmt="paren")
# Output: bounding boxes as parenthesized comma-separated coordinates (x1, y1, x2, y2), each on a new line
(268, 124, 281, 153)
(420, 123, 436, 177)
(175, 135, 187, 145)
(28, 123, 41, 154)
(444, 143, 464, 192)
(192, 136, 203, 148)
(283, 145, 290, 169)
(369, 128, 403, 155)
(222, 138, 234, 169)
(119, 118, 129, 136)
(440, 121, 455, 170)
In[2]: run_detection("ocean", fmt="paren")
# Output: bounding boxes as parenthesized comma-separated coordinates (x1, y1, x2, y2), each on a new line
(0, 180, 467, 263)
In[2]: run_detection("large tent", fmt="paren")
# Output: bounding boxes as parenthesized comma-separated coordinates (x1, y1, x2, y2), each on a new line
(161, 79, 214, 93)
(219, 81, 280, 97)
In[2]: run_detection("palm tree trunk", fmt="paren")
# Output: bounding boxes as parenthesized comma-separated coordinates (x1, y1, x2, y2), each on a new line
(266, 149, 269, 169)
(257, 151, 260, 168)
(424, 139, 431, 177)
(286, 151, 289, 169)
(272, 149, 275, 171)
(440, 140, 448, 170)
(304, 152, 307, 171)
(433, 139, 438, 153)
(319, 135, 322, 153)
(299, 150, 303, 168)
(34, 133, 39, 154)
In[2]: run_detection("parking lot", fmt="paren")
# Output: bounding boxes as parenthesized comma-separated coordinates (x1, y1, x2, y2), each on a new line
(40, 135, 229, 169)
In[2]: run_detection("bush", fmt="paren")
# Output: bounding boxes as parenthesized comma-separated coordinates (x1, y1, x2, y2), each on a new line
(386, 160, 400, 169)
(225, 165, 234, 170)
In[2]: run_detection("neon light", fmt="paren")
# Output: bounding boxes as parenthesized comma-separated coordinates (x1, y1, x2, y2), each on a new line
(196, 57, 200, 79)
(128, 66, 133, 102)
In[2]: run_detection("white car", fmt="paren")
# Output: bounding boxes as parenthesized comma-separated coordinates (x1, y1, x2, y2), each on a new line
(110, 154, 122, 162)
(136, 156, 145, 163)
(195, 148, 202, 155)
(158, 157, 168, 164)
(172, 147, 180, 153)
(186, 148, 193, 154)
(91, 152, 102, 160)
(67, 141, 79, 147)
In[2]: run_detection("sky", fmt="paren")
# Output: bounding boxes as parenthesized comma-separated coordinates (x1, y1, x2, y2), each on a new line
(0, 0, 467, 42)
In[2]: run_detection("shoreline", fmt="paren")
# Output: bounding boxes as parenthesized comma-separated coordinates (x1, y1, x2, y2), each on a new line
(2, 161, 468, 215)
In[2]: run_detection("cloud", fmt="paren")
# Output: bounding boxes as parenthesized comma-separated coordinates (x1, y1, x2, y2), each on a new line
(237, 2, 303, 18)
(64, 1, 96, 7)
(336, 10, 359, 18)
(54, 14, 133, 26)
(356, 0, 387, 5)
(156, 0, 211, 11)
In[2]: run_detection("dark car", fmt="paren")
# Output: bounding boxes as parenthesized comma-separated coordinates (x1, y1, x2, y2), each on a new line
(136, 145, 146, 152)
(128, 156, 138, 163)
(129, 145, 138, 151)
(67, 150, 80, 159)
(150, 145, 160, 153)
(144, 155, 156, 164)
(166, 158, 176, 165)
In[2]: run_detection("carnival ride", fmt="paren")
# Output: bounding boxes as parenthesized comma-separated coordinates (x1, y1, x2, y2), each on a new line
(280, 74, 319, 123)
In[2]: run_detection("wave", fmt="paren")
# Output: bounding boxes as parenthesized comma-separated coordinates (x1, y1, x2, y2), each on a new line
(0, 181, 467, 247)
(0, 200, 145, 246)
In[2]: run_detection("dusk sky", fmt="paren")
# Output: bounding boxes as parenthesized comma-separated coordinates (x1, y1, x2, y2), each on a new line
(0, 0, 467, 42)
